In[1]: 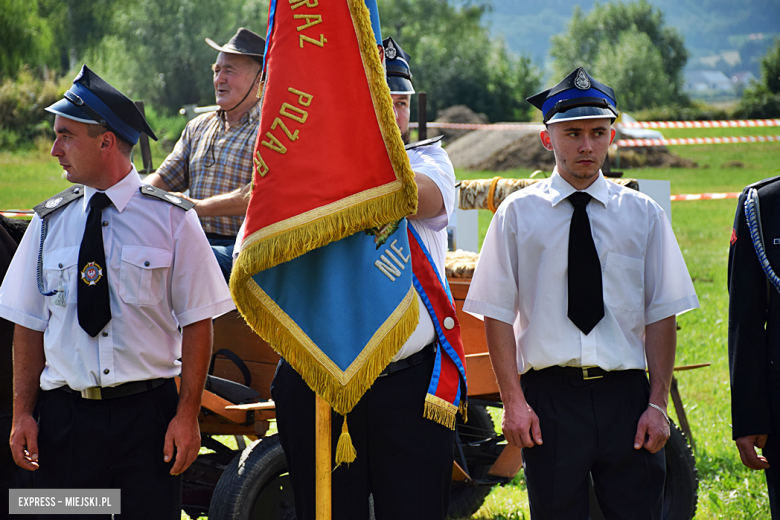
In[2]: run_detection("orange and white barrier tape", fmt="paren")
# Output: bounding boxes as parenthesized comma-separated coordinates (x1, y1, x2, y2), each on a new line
(619, 119, 780, 129)
(408, 122, 542, 131)
(0, 210, 34, 218)
(670, 192, 741, 201)
(409, 119, 780, 133)
(616, 135, 780, 147)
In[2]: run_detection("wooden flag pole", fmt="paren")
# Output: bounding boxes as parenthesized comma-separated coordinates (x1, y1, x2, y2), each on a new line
(315, 394, 332, 520)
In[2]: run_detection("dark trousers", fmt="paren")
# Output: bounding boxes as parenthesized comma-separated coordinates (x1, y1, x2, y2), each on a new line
(35, 379, 181, 520)
(521, 369, 665, 520)
(765, 434, 780, 518)
(271, 351, 455, 520)
(207, 236, 235, 283)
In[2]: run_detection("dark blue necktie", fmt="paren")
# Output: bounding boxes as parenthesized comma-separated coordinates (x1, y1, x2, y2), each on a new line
(567, 192, 604, 334)
(78, 192, 112, 337)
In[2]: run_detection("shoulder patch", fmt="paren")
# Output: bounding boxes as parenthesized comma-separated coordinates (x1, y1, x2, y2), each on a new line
(746, 174, 780, 191)
(405, 135, 444, 150)
(139, 185, 195, 211)
(33, 185, 85, 218)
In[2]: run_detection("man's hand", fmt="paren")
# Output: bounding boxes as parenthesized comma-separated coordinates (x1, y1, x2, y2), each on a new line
(503, 399, 543, 449)
(634, 405, 670, 453)
(170, 192, 199, 205)
(163, 413, 201, 475)
(10, 414, 40, 471)
(735, 434, 770, 470)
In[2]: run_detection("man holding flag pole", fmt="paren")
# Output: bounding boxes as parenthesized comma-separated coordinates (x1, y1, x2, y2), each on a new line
(229, 1, 466, 518)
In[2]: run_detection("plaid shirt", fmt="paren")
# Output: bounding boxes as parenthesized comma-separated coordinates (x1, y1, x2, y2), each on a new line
(155, 102, 261, 237)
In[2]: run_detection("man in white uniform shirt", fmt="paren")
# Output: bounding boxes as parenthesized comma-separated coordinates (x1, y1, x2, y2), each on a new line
(463, 68, 699, 519)
(0, 66, 234, 519)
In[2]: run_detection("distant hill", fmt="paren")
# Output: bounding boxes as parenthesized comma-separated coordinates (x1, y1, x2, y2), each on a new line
(472, 0, 779, 78)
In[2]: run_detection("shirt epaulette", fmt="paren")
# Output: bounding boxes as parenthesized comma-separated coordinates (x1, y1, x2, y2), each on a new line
(746, 175, 780, 192)
(405, 135, 444, 150)
(33, 185, 85, 218)
(139, 185, 195, 211)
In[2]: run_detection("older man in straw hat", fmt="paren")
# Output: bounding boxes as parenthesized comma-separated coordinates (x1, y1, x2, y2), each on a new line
(146, 28, 265, 281)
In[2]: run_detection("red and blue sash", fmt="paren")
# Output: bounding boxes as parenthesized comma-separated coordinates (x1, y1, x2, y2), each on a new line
(408, 225, 468, 428)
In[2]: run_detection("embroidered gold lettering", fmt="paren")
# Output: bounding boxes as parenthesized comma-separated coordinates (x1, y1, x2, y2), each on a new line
(390, 240, 410, 263)
(272, 117, 299, 142)
(254, 151, 270, 177)
(385, 250, 406, 270)
(294, 14, 322, 31)
(261, 132, 287, 154)
(375, 256, 402, 281)
(288, 87, 313, 107)
(299, 34, 327, 48)
(290, 0, 317, 9)
(280, 103, 308, 124)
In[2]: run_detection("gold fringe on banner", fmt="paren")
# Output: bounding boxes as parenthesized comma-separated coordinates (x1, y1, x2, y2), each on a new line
(234, 0, 417, 276)
(231, 275, 420, 416)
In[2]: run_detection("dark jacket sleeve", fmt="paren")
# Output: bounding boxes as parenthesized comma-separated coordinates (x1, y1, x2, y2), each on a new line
(728, 189, 773, 439)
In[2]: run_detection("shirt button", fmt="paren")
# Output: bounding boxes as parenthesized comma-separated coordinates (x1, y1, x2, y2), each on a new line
(58, 263, 63, 268)
(443, 317, 455, 330)
(103, 369, 110, 375)
(102, 221, 109, 227)
(102, 331, 108, 337)
(144, 261, 150, 267)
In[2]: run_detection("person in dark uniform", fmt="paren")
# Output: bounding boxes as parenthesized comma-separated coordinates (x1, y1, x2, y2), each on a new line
(0, 66, 234, 519)
(269, 37, 459, 520)
(728, 175, 780, 518)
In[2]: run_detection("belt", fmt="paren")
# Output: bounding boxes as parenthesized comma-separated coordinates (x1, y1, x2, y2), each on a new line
(205, 232, 237, 241)
(378, 342, 436, 377)
(58, 378, 168, 400)
(534, 366, 611, 381)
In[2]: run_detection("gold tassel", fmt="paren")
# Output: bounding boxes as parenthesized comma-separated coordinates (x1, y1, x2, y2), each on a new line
(335, 415, 357, 466)
(459, 400, 468, 423)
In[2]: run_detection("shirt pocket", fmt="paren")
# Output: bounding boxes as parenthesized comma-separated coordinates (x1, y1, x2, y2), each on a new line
(603, 252, 644, 314)
(119, 246, 173, 306)
(43, 246, 80, 304)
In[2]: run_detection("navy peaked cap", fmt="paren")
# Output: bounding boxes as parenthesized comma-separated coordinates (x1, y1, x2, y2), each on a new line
(46, 65, 156, 144)
(527, 67, 618, 124)
(383, 37, 414, 95)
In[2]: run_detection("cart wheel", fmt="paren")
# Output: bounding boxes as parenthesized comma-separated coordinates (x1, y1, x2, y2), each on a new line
(208, 434, 296, 520)
(448, 405, 496, 519)
(588, 421, 698, 520)
(661, 422, 698, 519)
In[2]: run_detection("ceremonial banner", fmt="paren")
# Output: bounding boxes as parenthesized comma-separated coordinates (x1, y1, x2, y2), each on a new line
(239, 0, 416, 271)
(231, 0, 424, 460)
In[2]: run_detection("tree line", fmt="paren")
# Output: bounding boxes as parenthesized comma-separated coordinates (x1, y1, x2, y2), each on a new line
(1, 0, 778, 132)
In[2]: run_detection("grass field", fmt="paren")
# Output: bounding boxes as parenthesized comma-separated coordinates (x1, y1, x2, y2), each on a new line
(1, 126, 779, 519)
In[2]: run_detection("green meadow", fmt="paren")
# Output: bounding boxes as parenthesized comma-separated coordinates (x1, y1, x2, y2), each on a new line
(1, 124, 779, 519)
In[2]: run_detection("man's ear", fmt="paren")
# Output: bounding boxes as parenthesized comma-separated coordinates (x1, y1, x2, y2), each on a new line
(609, 127, 616, 145)
(100, 130, 116, 152)
(540, 128, 554, 151)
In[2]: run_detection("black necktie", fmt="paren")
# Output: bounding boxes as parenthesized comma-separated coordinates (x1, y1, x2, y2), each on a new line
(78, 192, 112, 337)
(567, 192, 604, 334)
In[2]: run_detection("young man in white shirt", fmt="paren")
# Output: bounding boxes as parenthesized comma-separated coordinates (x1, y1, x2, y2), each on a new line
(464, 67, 699, 519)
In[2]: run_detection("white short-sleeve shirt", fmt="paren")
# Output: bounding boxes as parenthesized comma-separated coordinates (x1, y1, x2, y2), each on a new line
(463, 170, 699, 374)
(0, 167, 235, 391)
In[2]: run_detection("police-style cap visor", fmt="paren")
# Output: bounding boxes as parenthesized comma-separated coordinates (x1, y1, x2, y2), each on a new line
(46, 97, 101, 126)
(545, 101, 618, 125)
(388, 75, 414, 95)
